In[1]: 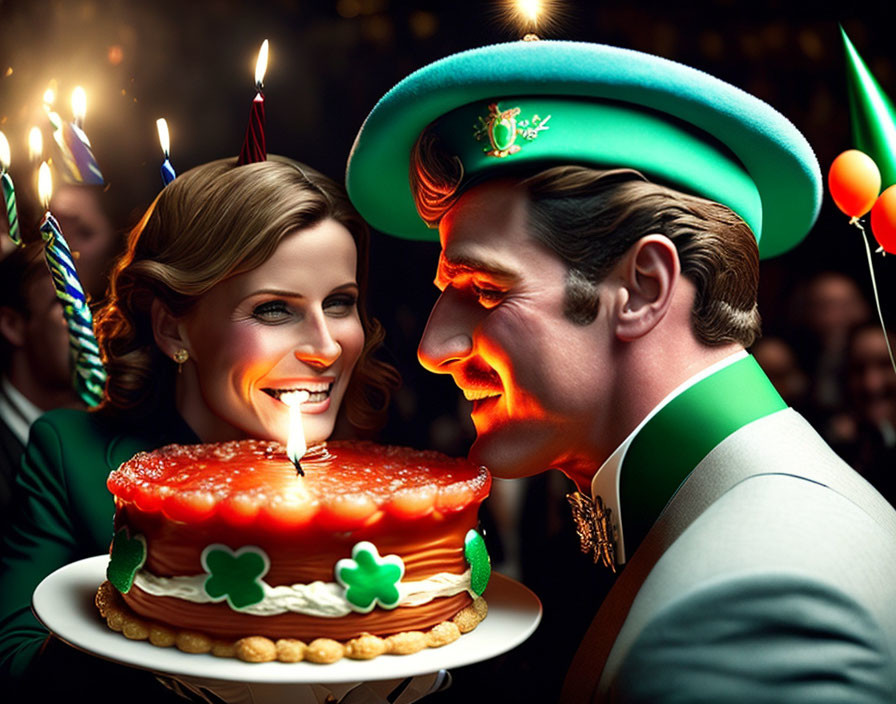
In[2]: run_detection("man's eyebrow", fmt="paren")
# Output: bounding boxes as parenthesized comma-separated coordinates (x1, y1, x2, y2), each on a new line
(437, 254, 518, 281)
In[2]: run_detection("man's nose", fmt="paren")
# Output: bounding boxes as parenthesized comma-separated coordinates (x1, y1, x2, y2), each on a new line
(294, 313, 342, 369)
(418, 286, 478, 373)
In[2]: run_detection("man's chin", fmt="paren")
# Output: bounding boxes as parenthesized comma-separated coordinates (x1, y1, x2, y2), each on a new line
(468, 431, 549, 479)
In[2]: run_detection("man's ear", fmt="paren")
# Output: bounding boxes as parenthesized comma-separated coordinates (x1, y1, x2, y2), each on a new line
(614, 235, 681, 341)
(150, 299, 189, 360)
(0, 306, 27, 348)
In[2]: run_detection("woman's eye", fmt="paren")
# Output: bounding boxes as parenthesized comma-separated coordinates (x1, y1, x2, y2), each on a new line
(323, 293, 358, 316)
(252, 300, 292, 322)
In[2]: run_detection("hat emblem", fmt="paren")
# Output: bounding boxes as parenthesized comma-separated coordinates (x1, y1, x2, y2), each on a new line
(475, 103, 551, 158)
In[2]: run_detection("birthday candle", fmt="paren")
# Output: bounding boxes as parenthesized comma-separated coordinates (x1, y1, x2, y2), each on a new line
(46, 86, 103, 185)
(37, 162, 107, 407)
(156, 118, 176, 185)
(63, 87, 104, 184)
(281, 390, 310, 475)
(0, 132, 22, 247)
(237, 39, 268, 165)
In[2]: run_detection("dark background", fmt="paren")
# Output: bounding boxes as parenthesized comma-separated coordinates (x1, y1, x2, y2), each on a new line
(1, 0, 895, 451)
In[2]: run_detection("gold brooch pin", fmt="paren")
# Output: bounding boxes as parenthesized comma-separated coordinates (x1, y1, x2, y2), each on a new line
(473, 102, 551, 158)
(566, 492, 617, 573)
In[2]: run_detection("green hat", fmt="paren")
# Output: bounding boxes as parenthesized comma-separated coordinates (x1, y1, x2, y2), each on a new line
(346, 40, 821, 259)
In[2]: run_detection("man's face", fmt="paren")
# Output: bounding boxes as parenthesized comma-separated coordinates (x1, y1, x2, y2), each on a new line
(50, 186, 116, 299)
(23, 274, 73, 391)
(417, 181, 614, 481)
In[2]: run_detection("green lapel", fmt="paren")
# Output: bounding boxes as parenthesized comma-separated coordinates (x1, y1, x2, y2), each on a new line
(618, 355, 786, 559)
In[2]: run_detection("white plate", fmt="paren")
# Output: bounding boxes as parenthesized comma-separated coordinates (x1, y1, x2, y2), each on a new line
(32, 555, 541, 684)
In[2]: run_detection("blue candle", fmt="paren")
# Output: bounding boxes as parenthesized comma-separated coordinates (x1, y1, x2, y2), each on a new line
(156, 118, 176, 185)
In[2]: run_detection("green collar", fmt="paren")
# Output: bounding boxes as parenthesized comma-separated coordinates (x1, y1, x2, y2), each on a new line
(616, 354, 786, 560)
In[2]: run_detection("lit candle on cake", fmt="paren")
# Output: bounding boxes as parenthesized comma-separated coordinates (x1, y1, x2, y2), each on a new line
(237, 39, 268, 165)
(156, 118, 176, 185)
(37, 162, 107, 407)
(0, 131, 22, 246)
(281, 390, 310, 476)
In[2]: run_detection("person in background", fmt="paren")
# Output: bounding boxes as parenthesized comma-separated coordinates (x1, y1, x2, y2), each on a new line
(827, 322, 896, 506)
(0, 242, 82, 536)
(790, 271, 870, 418)
(751, 335, 810, 412)
(48, 184, 120, 301)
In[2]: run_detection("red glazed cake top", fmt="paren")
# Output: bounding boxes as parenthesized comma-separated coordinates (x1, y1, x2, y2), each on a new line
(107, 440, 490, 530)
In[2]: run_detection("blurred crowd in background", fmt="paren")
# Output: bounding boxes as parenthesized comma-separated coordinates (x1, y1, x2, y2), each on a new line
(1, 1, 896, 697)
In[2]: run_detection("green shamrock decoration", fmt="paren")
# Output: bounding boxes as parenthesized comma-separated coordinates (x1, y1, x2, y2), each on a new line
(465, 529, 491, 596)
(335, 541, 405, 613)
(201, 544, 270, 611)
(107, 528, 147, 594)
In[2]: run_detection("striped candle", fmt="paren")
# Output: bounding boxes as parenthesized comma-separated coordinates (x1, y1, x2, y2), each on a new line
(237, 40, 268, 166)
(37, 162, 106, 407)
(59, 122, 104, 185)
(39, 211, 106, 406)
(0, 131, 22, 246)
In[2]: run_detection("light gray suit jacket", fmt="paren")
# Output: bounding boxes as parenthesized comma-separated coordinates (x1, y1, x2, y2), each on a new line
(589, 409, 896, 702)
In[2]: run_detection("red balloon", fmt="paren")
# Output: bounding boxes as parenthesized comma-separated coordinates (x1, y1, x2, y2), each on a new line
(828, 149, 881, 218)
(871, 185, 896, 253)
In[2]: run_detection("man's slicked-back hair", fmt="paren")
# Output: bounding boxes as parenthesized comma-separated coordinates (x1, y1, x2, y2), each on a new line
(410, 132, 761, 347)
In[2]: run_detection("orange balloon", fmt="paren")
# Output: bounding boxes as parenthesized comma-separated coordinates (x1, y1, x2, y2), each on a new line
(828, 149, 881, 217)
(871, 185, 896, 254)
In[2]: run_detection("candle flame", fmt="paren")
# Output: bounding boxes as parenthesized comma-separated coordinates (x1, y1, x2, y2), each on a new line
(503, 0, 560, 37)
(0, 131, 9, 170)
(281, 390, 310, 471)
(254, 39, 269, 90)
(28, 127, 43, 161)
(156, 118, 170, 157)
(38, 161, 53, 209)
(518, 0, 540, 23)
(43, 84, 56, 106)
(72, 86, 87, 123)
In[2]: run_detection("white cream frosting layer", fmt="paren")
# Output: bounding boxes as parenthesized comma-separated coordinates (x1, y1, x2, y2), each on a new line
(133, 569, 473, 617)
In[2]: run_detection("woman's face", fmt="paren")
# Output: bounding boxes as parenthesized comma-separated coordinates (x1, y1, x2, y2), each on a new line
(176, 218, 364, 446)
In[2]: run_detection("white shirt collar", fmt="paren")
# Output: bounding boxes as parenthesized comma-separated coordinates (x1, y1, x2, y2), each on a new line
(590, 350, 747, 564)
(0, 376, 44, 445)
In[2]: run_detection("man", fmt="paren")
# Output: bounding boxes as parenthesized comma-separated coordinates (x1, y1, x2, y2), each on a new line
(0, 242, 80, 536)
(347, 41, 896, 701)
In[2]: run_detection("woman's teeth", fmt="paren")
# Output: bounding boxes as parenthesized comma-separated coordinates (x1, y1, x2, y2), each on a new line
(264, 385, 332, 403)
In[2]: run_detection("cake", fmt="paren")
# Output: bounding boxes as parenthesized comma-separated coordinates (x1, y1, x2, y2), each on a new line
(96, 439, 492, 663)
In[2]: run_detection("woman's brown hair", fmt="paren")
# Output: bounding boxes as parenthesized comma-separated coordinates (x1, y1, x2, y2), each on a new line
(95, 156, 398, 429)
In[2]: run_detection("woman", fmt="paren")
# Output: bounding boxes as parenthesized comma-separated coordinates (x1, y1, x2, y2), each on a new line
(0, 157, 397, 700)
